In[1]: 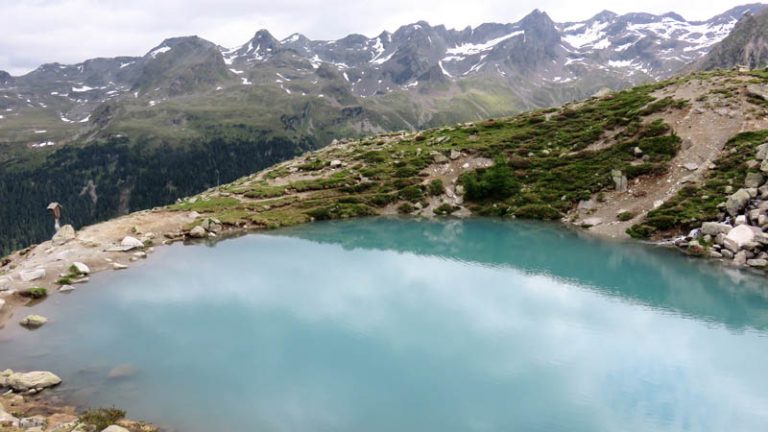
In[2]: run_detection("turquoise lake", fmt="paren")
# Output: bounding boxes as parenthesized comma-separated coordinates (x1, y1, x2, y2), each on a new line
(2, 218, 768, 431)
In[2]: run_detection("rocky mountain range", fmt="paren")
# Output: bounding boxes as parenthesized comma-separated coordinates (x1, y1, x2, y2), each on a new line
(0, 4, 764, 151)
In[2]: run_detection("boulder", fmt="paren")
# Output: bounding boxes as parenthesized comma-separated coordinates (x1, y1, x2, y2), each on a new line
(51, 225, 76, 246)
(102, 426, 130, 432)
(748, 258, 768, 267)
(757, 143, 768, 160)
(724, 225, 761, 253)
(189, 226, 207, 238)
(701, 222, 732, 236)
(201, 218, 222, 233)
(329, 160, 342, 168)
(683, 162, 699, 171)
(735, 215, 748, 226)
(6, 371, 61, 392)
(58, 285, 76, 293)
(71, 262, 90, 275)
(745, 172, 765, 188)
(433, 153, 449, 164)
(0, 276, 11, 291)
(734, 250, 748, 266)
(761, 159, 768, 173)
(725, 189, 751, 216)
(112, 263, 128, 270)
(19, 315, 48, 329)
(120, 236, 144, 251)
(19, 268, 46, 282)
(449, 150, 461, 160)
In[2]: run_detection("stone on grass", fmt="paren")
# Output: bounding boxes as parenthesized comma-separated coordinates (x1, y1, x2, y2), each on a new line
(725, 189, 752, 216)
(745, 172, 765, 188)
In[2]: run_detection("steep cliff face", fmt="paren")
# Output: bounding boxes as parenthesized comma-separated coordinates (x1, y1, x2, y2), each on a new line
(698, 8, 768, 70)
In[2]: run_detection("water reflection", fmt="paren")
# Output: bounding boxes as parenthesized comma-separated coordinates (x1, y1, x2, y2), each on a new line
(270, 218, 768, 331)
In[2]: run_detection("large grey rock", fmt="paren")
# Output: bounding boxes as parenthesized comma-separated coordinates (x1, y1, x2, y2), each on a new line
(19, 268, 46, 282)
(120, 236, 144, 251)
(189, 226, 207, 238)
(745, 172, 765, 188)
(19, 315, 48, 329)
(725, 189, 751, 216)
(0, 276, 11, 291)
(757, 143, 768, 161)
(761, 159, 768, 173)
(201, 218, 222, 234)
(724, 225, 761, 253)
(734, 250, 748, 266)
(102, 426, 130, 432)
(51, 225, 76, 246)
(71, 261, 90, 275)
(747, 259, 768, 268)
(6, 371, 61, 391)
(433, 153, 449, 164)
(701, 222, 732, 236)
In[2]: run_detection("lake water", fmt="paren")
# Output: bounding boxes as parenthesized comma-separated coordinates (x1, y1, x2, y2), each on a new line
(2, 218, 768, 432)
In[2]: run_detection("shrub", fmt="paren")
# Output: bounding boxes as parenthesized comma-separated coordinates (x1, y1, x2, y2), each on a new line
(19, 287, 48, 299)
(56, 277, 73, 285)
(399, 185, 424, 202)
(79, 407, 126, 431)
(513, 204, 561, 220)
(397, 203, 416, 214)
(626, 224, 656, 239)
(428, 179, 444, 196)
(617, 211, 635, 221)
(461, 156, 519, 201)
(433, 204, 459, 216)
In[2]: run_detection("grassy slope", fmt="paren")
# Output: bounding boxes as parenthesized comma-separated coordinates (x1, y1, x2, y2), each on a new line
(168, 72, 718, 232)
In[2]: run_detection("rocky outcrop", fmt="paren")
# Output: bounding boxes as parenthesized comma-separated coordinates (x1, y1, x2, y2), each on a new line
(1, 370, 61, 392)
(678, 143, 768, 270)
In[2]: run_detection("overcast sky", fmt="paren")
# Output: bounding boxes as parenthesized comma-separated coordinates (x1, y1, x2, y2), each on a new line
(0, 0, 754, 75)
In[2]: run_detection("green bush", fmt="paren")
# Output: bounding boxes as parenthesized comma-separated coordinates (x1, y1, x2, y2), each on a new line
(397, 203, 416, 214)
(617, 211, 635, 222)
(433, 204, 459, 216)
(19, 287, 48, 299)
(79, 407, 126, 431)
(513, 204, 561, 220)
(399, 185, 424, 202)
(461, 156, 519, 201)
(626, 224, 656, 239)
(428, 179, 444, 196)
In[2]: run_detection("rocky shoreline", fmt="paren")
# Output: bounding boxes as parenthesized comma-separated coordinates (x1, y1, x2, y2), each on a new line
(672, 143, 768, 271)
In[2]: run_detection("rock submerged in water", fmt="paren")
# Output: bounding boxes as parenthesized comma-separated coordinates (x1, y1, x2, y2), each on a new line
(19, 315, 48, 329)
